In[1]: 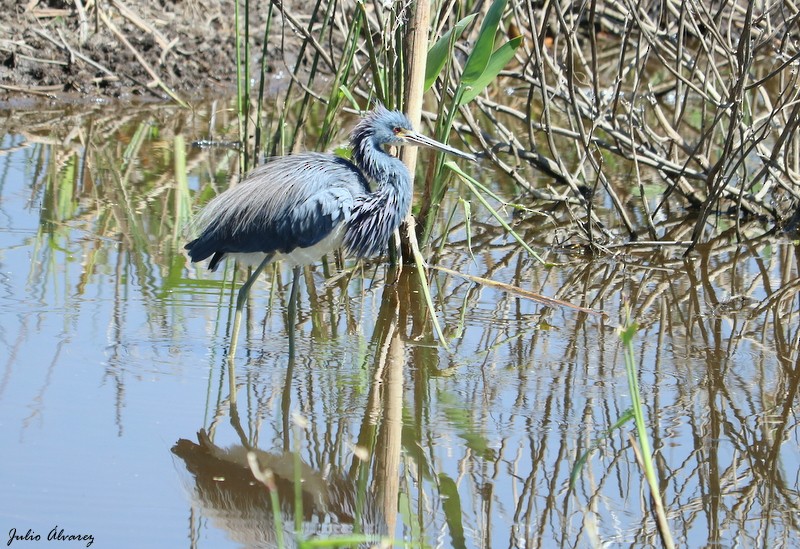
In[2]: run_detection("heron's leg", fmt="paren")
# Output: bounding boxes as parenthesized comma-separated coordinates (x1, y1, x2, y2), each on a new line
(228, 253, 275, 365)
(287, 265, 301, 358)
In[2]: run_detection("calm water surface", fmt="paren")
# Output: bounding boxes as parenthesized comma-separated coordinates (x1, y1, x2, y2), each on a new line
(0, 103, 798, 548)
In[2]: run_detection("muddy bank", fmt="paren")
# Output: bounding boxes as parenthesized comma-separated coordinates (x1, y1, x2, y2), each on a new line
(0, 0, 280, 104)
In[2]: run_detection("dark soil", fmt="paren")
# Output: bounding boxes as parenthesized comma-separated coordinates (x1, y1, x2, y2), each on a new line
(0, 0, 277, 105)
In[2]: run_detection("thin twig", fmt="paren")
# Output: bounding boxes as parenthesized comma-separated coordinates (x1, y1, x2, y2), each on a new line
(97, 7, 187, 107)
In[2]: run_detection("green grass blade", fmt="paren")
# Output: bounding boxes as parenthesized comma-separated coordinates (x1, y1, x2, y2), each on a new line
(412, 249, 450, 351)
(338, 85, 361, 111)
(234, 0, 246, 171)
(569, 408, 634, 487)
(356, 0, 386, 104)
(458, 36, 521, 105)
(172, 134, 190, 242)
(299, 535, 389, 548)
(55, 155, 76, 221)
(461, 0, 507, 85)
(253, 1, 275, 157)
(446, 162, 546, 264)
(621, 319, 676, 549)
(460, 198, 476, 263)
(425, 14, 477, 90)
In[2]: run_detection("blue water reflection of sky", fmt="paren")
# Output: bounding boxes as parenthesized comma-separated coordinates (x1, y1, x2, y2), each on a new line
(0, 126, 798, 549)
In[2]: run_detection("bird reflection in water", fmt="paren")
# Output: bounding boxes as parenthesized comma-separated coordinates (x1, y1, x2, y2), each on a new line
(172, 429, 384, 546)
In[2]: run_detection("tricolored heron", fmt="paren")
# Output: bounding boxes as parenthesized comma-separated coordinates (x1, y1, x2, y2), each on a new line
(185, 105, 475, 355)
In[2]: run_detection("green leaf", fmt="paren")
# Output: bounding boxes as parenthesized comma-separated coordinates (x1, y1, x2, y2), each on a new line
(619, 320, 639, 344)
(458, 36, 521, 105)
(425, 14, 477, 90)
(337, 85, 360, 112)
(569, 408, 635, 487)
(461, 0, 508, 85)
(446, 161, 547, 264)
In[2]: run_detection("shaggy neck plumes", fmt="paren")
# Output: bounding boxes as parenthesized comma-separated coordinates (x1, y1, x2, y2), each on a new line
(343, 111, 413, 258)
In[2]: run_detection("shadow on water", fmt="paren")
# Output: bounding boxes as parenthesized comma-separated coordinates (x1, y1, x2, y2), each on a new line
(0, 102, 798, 547)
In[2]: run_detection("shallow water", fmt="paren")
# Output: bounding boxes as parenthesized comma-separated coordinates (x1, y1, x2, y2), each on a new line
(1, 103, 798, 548)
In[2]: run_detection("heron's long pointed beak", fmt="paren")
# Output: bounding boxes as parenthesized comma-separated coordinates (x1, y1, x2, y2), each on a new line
(402, 130, 477, 162)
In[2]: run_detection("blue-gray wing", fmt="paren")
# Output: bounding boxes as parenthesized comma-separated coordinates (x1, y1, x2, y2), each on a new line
(185, 153, 370, 266)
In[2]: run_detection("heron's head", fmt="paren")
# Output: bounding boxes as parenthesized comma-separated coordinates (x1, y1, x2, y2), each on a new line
(353, 105, 476, 161)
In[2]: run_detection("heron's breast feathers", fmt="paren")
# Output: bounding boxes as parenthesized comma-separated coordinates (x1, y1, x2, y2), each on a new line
(343, 191, 405, 258)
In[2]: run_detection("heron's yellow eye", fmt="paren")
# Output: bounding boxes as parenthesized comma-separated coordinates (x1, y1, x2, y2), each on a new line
(393, 126, 402, 134)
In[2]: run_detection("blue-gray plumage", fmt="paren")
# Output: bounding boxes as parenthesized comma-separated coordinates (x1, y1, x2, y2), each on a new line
(185, 105, 474, 357)
(185, 153, 368, 270)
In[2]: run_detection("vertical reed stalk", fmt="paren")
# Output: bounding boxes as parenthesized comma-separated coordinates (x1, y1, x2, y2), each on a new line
(254, 2, 275, 159)
(234, 0, 248, 171)
(621, 320, 675, 549)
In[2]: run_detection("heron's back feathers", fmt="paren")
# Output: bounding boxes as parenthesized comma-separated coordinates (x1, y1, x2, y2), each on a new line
(185, 153, 370, 269)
